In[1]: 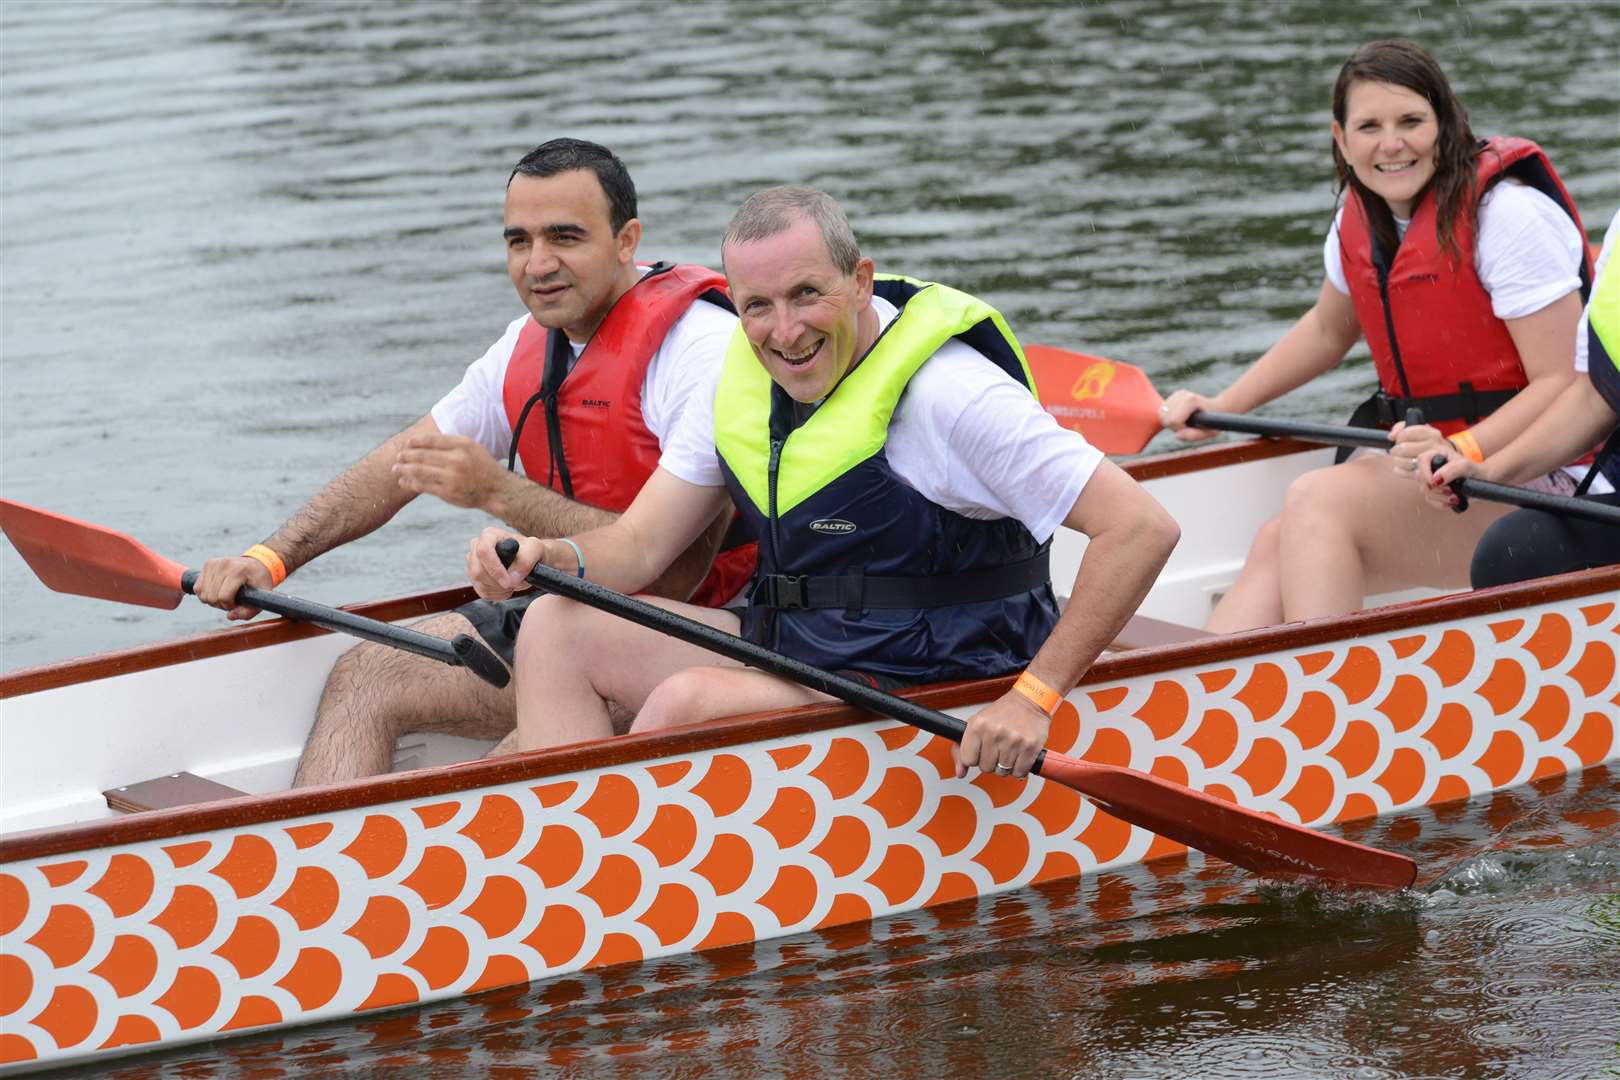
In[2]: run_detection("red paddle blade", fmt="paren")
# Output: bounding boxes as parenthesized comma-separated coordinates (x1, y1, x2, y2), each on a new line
(1025, 345, 1165, 455)
(0, 499, 186, 610)
(1038, 751, 1416, 890)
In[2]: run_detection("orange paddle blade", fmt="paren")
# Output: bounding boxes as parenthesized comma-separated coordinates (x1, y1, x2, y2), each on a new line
(1025, 345, 1165, 455)
(0, 498, 186, 609)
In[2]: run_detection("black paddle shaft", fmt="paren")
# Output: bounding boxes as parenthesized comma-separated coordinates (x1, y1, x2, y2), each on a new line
(493, 540, 1016, 761)
(178, 570, 510, 689)
(1187, 409, 1393, 449)
(1187, 409, 1620, 529)
(1427, 456, 1620, 527)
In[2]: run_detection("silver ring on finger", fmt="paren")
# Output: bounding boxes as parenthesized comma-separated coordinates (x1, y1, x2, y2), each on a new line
(995, 762, 1014, 775)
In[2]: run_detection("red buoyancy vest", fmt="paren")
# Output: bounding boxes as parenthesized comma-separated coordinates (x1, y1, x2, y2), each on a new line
(501, 262, 757, 607)
(1338, 136, 1591, 436)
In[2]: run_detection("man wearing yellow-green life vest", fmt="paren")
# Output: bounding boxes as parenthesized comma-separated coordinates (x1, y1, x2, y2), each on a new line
(467, 187, 1180, 780)
(1419, 207, 1620, 581)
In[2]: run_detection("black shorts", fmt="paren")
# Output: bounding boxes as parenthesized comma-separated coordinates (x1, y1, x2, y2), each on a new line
(456, 593, 541, 667)
(1470, 492, 1620, 588)
(834, 669, 912, 693)
(462, 594, 913, 694)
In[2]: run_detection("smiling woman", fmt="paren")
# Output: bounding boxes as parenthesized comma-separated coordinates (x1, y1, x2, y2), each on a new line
(1158, 38, 1594, 633)
(1333, 80, 1440, 220)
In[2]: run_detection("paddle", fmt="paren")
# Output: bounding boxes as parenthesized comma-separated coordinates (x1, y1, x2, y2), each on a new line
(1028, 345, 1620, 528)
(495, 540, 1416, 890)
(0, 499, 510, 688)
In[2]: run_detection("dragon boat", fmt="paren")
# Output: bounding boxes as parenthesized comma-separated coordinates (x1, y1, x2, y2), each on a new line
(2, 436, 1617, 1072)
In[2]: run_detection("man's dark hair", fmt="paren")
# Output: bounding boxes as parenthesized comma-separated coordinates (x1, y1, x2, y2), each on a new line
(509, 138, 637, 234)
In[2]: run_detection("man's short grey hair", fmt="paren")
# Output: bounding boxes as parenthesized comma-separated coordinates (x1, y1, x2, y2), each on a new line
(722, 186, 861, 275)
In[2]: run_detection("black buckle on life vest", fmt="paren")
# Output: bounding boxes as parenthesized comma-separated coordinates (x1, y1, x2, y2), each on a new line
(1458, 381, 1480, 424)
(1371, 391, 1400, 427)
(756, 574, 808, 609)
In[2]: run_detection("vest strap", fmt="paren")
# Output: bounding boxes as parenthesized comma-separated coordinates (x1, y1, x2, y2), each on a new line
(1574, 425, 1620, 497)
(1361, 385, 1519, 427)
(749, 545, 1050, 612)
(1334, 387, 1518, 464)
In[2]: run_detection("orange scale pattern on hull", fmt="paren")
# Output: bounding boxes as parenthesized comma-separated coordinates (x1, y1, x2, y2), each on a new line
(3, 595, 1616, 1072)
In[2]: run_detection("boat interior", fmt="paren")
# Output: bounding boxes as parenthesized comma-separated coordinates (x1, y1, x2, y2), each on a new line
(0, 445, 1464, 838)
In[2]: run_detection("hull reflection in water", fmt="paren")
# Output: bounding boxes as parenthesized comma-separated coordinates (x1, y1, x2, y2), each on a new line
(65, 764, 1618, 1079)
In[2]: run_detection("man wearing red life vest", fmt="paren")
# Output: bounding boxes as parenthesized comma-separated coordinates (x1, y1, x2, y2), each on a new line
(193, 139, 752, 785)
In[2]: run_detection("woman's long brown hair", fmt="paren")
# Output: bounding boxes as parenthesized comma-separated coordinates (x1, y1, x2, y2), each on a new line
(1331, 40, 1480, 264)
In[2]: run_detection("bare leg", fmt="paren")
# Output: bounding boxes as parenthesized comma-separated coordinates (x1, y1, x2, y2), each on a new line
(484, 730, 522, 757)
(634, 666, 829, 733)
(1276, 455, 1511, 622)
(482, 700, 636, 757)
(295, 612, 514, 787)
(511, 594, 752, 750)
(1206, 516, 1285, 633)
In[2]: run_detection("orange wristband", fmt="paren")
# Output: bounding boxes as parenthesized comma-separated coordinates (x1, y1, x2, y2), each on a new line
(242, 544, 287, 586)
(1012, 670, 1062, 716)
(1448, 429, 1484, 464)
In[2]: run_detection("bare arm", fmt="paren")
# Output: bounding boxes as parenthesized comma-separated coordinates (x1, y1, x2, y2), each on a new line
(1024, 461, 1182, 689)
(1161, 279, 1362, 438)
(481, 466, 731, 602)
(391, 425, 729, 601)
(192, 415, 435, 617)
(469, 467, 733, 601)
(650, 505, 734, 602)
(1451, 291, 1581, 455)
(1421, 377, 1617, 502)
(955, 460, 1181, 778)
(264, 415, 436, 569)
(1393, 289, 1583, 478)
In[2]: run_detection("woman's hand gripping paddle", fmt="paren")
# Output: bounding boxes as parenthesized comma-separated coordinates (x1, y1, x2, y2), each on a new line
(0, 498, 509, 688)
(496, 539, 1416, 890)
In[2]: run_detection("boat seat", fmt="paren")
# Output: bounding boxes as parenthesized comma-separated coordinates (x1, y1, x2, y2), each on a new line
(103, 772, 250, 814)
(1056, 594, 1214, 651)
(1106, 613, 1215, 651)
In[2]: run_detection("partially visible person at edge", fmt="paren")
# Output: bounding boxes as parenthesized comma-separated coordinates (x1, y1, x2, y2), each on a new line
(1411, 207, 1620, 585)
(1159, 39, 1592, 632)
(464, 186, 1180, 781)
(192, 138, 754, 786)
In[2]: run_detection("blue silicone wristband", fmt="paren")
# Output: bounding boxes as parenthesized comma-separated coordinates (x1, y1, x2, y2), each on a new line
(559, 537, 585, 579)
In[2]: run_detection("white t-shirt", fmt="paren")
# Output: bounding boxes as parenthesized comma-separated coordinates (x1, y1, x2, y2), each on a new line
(1575, 208, 1620, 374)
(1323, 180, 1585, 319)
(660, 295, 1103, 544)
(430, 274, 736, 461)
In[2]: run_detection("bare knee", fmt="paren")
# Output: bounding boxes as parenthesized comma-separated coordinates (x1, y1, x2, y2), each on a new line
(637, 668, 731, 732)
(319, 639, 410, 733)
(1288, 460, 1373, 517)
(1247, 515, 1282, 563)
(317, 611, 511, 739)
(512, 594, 587, 673)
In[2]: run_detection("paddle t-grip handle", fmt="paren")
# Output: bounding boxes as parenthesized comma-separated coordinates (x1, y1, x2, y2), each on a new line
(1430, 454, 1470, 514)
(1404, 408, 1468, 515)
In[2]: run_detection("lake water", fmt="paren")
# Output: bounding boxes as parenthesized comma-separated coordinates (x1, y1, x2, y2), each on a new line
(3, 1, 1617, 1076)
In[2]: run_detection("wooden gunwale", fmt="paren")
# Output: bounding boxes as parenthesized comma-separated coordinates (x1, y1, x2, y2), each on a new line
(5, 557, 1613, 866)
(0, 587, 481, 699)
